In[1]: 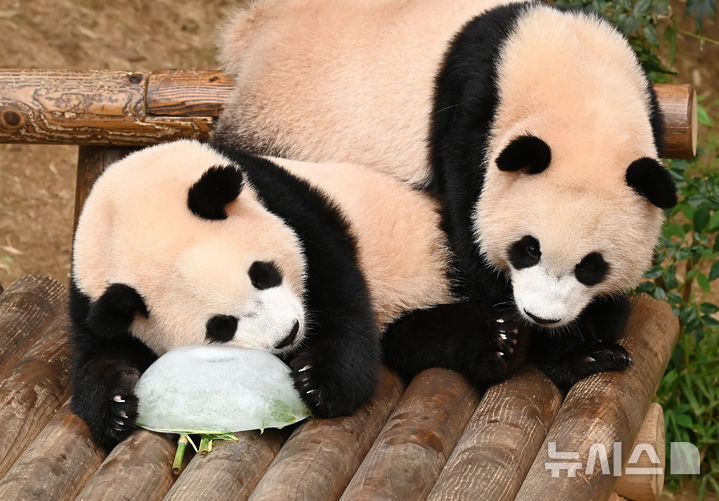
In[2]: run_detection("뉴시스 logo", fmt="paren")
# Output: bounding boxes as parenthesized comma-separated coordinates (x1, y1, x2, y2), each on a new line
(545, 441, 700, 477)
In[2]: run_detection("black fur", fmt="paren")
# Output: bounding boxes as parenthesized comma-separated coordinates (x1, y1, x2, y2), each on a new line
(382, 301, 528, 388)
(248, 261, 282, 290)
(625, 157, 678, 209)
(575, 252, 609, 286)
(187, 164, 244, 220)
(70, 144, 381, 450)
(508, 235, 541, 270)
(422, 2, 643, 390)
(212, 145, 381, 418)
(86, 283, 148, 339)
(496, 136, 551, 174)
(69, 280, 157, 451)
(206, 315, 239, 343)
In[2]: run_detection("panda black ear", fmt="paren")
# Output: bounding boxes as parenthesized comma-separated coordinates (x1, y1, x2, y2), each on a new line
(496, 136, 551, 174)
(87, 283, 148, 338)
(625, 157, 677, 209)
(188, 165, 244, 220)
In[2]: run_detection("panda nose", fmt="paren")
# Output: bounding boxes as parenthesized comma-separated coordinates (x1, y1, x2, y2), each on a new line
(524, 310, 561, 325)
(274, 321, 300, 350)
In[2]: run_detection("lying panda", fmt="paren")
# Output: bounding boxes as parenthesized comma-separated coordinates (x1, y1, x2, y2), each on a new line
(215, 0, 677, 388)
(70, 140, 523, 450)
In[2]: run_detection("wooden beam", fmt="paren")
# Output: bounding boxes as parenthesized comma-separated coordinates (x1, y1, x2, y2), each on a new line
(0, 402, 106, 501)
(249, 368, 404, 501)
(163, 429, 286, 501)
(75, 429, 177, 500)
(0, 275, 67, 382)
(514, 294, 680, 500)
(426, 367, 564, 501)
(0, 307, 71, 478)
(0, 70, 697, 158)
(339, 368, 479, 500)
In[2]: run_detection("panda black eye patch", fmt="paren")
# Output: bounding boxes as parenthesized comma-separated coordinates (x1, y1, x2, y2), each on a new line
(574, 252, 609, 286)
(249, 261, 283, 290)
(508, 235, 541, 269)
(206, 315, 238, 343)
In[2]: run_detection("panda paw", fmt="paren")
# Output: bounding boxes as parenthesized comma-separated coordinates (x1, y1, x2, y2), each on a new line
(541, 343, 632, 391)
(482, 311, 527, 375)
(95, 368, 140, 450)
(289, 350, 377, 419)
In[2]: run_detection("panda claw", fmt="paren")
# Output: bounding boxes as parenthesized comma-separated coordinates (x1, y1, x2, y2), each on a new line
(299, 365, 312, 372)
(583, 356, 596, 363)
(496, 351, 504, 358)
(306, 388, 317, 395)
(113, 395, 125, 403)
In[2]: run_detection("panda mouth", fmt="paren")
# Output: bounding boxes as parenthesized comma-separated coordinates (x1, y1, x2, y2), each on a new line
(524, 310, 562, 326)
(274, 321, 300, 350)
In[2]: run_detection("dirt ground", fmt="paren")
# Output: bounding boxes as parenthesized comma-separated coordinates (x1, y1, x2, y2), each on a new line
(0, 0, 717, 292)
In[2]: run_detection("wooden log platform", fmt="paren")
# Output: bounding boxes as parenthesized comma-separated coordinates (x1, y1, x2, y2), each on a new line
(0, 275, 680, 500)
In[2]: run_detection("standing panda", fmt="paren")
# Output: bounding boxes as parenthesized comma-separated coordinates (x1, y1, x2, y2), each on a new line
(71, 140, 523, 450)
(214, 0, 677, 389)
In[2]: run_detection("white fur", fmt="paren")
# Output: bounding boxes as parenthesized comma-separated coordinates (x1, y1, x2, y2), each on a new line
(511, 266, 594, 327)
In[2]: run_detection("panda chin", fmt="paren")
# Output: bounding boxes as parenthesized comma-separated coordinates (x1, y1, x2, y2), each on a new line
(511, 267, 593, 332)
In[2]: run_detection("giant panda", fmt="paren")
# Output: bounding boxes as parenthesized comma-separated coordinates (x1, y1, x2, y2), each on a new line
(70, 139, 524, 451)
(214, 0, 677, 389)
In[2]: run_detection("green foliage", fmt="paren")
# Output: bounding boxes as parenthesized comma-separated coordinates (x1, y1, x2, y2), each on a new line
(637, 113, 719, 495)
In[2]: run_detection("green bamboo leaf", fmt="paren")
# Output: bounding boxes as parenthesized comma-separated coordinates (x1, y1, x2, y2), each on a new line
(700, 302, 719, 314)
(693, 204, 711, 230)
(707, 211, 719, 231)
(674, 413, 693, 428)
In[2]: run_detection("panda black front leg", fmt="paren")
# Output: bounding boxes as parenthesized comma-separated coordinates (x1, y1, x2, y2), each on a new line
(70, 336, 156, 451)
(529, 295, 633, 391)
(381, 300, 528, 388)
(288, 330, 381, 418)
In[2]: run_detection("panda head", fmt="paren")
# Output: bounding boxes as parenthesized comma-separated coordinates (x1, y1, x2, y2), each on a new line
(72, 140, 307, 355)
(475, 135, 676, 329)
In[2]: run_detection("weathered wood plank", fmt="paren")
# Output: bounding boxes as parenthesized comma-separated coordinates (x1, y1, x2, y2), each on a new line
(249, 368, 404, 501)
(655, 83, 697, 158)
(427, 366, 564, 501)
(614, 402, 665, 501)
(0, 310, 72, 477)
(0, 402, 106, 500)
(146, 70, 233, 117)
(164, 430, 286, 501)
(75, 429, 176, 501)
(0, 275, 66, 381)
(0, 70, 697, 158)
(515, 294, 680, 500)
(0, 69, 213, 145)
(340, 368, 479, 501)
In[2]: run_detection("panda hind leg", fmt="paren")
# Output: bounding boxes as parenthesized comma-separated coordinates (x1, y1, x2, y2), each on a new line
(381, 300, 528, 388)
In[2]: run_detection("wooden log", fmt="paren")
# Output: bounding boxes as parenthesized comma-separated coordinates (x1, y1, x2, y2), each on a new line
(0, 310, 72, 477)
(73, 145, 138, 230)
(0, 275, 67, 381)
(249, 368, 404, 501)
(654, 83, 697, 159)
(614, 403, 665, 501)
(427, 367, 564, 501)
(514, 294, 680, 500)
(0, 69, 212, 145)
(146, 70, 233, 117)
(164, 430, 286, 501)
(339, 368, 479, 501)
(0, 69, 697, 158)
(0, 402, 106, 500)
(75, 429, 176, 501)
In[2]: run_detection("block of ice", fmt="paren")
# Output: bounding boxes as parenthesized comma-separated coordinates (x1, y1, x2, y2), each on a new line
(135, 344, 309, 434)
